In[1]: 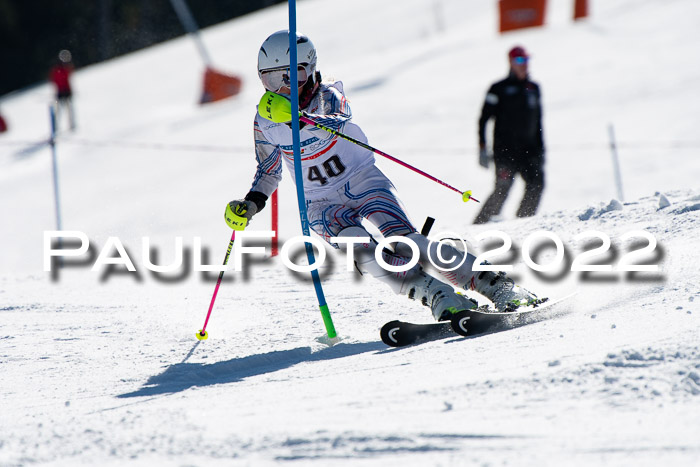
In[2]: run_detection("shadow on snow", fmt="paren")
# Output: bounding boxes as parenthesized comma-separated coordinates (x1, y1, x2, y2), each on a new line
(118, 340, 384, 398)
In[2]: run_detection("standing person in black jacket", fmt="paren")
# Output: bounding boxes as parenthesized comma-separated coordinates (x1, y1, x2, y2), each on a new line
(474, 46, 545, 224)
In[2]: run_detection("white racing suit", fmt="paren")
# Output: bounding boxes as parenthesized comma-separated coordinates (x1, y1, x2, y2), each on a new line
(249, 82, 535, 318)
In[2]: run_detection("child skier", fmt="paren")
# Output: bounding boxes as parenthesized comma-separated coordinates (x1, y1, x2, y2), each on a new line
(228, 30, 539, 321)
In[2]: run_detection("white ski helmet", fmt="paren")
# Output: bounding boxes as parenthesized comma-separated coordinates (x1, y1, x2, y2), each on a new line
(258, 30, 317, 91)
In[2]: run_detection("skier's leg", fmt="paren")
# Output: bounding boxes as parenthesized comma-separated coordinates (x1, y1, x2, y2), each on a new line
(335, 226, 476, 320)
(516, 160, 544, 217)
(331, 164, 472, 285)
(53, 99, 62, 131)
(473, 166, 515, 224)
(337, 165, 539, 311)
(333, 225, 415, 294)
(398, 233, 477, 286)
(306, 200, 363, 245)
(306, 197, 411, 292)
(341, 165, 417, 238)
(67, 98, 76, 131)
(396, 233, 540, 311)
(328, 167, 476, 320)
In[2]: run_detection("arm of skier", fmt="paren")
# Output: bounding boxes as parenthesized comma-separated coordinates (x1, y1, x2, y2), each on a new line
(536, 84, 545, 159)
(302, 84, 353, 131)
(478, 85, 498, 149)
(248, 119, 283, 210)
(477, 85, 498, 167)
(227, 119, 282, 224)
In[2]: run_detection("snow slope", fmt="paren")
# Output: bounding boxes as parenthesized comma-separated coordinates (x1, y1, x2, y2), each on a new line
(1, 0, 699, 465)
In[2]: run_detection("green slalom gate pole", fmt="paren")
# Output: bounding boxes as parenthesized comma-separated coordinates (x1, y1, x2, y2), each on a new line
(287, 0, 337, 340)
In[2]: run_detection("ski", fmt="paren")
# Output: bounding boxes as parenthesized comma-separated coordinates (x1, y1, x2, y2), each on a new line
(380, 293, 576, 347)
(379, 308, 508, 347)
(449, 297, 551, 336)
(380, 320, 452, 347)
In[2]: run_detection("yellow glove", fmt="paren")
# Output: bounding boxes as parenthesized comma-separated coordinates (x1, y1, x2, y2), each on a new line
(224, 200, 256, 230)
(258, 91, 294, 123)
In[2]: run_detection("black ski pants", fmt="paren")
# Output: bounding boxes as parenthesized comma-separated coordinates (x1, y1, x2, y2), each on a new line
(474, 158, 544, 224)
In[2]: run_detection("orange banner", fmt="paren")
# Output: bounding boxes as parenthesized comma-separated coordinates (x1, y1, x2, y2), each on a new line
(200, 67, 242, 105)
(574, 0, 588, 20)
(499, 0, 547, 33)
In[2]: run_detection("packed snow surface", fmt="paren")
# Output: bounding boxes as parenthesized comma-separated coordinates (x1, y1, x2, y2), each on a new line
(1, 0, 699, 465)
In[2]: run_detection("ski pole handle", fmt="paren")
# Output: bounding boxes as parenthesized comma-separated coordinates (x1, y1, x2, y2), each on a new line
(224, 203, 250, 231)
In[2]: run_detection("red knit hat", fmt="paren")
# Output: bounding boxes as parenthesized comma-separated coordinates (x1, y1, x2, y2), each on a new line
(508, 46, 529, 59)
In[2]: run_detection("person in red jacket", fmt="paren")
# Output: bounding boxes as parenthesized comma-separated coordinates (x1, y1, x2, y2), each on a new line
(0, 110, 7, 133)
(49, 50, 76, 131)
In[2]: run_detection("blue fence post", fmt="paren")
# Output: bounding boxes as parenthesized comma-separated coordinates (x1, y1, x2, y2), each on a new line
(49, 105, 63, 261)
(49, 105, 62, 232)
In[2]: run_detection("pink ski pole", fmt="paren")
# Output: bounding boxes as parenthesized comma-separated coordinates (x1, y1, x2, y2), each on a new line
(196, 204, 249, 341)
(299, 113, 480, 203)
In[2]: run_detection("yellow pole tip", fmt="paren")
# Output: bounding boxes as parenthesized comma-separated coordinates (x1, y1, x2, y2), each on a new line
(196, 330, 208, 341)
(462, 190, 472, 202)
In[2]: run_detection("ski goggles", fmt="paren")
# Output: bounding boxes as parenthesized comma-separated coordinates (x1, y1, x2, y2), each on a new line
(512, 56, 529, 65)
(260, 64, 312, 92)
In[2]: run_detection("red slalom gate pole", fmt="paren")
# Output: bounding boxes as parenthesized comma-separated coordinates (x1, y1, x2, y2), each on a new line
(271, 189, 279, 257)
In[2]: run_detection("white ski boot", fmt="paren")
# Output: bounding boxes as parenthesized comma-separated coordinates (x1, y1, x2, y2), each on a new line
(404, 270, 478, 321)
(472, 270, 539, 312)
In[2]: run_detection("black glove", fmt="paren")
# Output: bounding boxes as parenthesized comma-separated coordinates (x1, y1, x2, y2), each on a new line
(479, 147, 492, 169)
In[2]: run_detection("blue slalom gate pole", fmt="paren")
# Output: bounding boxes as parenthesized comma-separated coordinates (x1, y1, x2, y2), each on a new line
(288, 0, 337, 340)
